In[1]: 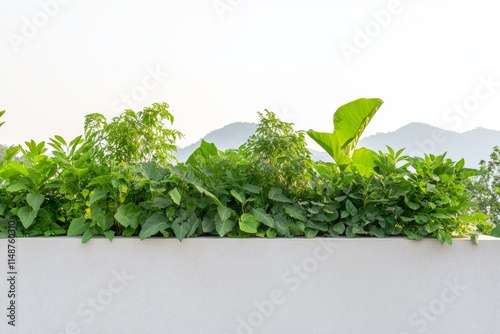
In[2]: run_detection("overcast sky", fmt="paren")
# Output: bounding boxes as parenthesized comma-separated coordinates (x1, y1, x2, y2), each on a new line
(1, 0, 499, 148)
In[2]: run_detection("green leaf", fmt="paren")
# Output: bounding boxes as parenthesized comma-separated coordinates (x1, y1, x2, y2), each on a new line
(307, 220, 328, 232)
(89, 188, 108, 205)
(82, 229, 94, 244)
(490, 226, 500, 238)
(169, 188, 182, 205)
(202, 215, 215, 233)
(139, 213, 168, 240)
(243, 184, 261, 194)
(239, 213, 259, 233)
(18, 206, 37, 229)
(89, 175, 112, 186)
(332, 222, 345, 234)
(284, 205, 306, 222)
(268, 187, 292, 203)
(152, 197, 172, 209)
(104, 231, 115, 241)
(217, 206, 234, 222)
(215, 217, 236, 237)
(68, 216, 89, 236)
(252, 208, 275, 228)
(231, 189, 246, 204)
(172, 220, 190, 241)
(7, 184, 28, 192)
(186, 139, 218, 166)
(305, 228, 319, 238)
(115, 203, 143, 229)
(345, 199, 358, 215)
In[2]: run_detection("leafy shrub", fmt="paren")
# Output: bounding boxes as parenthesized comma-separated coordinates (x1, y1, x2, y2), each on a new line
(0, 100, 494, 244)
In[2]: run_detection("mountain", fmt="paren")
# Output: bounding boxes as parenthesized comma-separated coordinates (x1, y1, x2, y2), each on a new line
(176, 122, 500, 167)
(358, 123, 500, 166)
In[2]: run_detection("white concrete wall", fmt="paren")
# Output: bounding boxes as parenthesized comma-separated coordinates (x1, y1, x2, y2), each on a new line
(0, 236, 499, 334)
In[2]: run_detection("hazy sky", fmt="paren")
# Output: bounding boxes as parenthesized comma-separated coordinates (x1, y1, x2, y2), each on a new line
(1, 0, 499, 148)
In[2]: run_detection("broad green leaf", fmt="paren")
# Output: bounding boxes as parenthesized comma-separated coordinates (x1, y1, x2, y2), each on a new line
(305, 228, 319, 238)
(333, 98, 383, 156)
(89, 188, 108, 205)
(172, 221, 190, 241)
(284, 205, 306, 222)
(169, 188, 182, 205)
(490, 226, 500, 238)
(89, 175, 112, 186)
(202, 215, 215, 233)
(152, 197, 172, 209)
(194, 185, 222, 206)
(215, 217, 236, 237)
(217, 206, 234, 222)
(268, 187, 292, 203)
(104, 231, 115, 241)
(82, 229, 94, 244)
(7, 184, 28, 192)
(139, 213, 168, 240)
(252, 208, 275, 228)
(186, 139, 218, 166)
(231, 189, 246, 204)
(114, 203, 143, 228)
(243, 184, 260, 194)
(307, 220, 328, 232)
(68, 216, 89, 236)
(347, 148, 378, 177)
(266, 229, 277, 238)
(345, 199, 357, 215)
(18, 206, 37, 228)
(239, 213, 259, 233)
(26, 193, 44, 211)
(332, 222, 345, 234)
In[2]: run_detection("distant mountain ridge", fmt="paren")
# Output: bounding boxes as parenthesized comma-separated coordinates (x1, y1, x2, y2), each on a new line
(176, 122, 500, 167)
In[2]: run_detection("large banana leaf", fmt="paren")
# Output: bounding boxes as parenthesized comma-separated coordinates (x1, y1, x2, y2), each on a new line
(307, 98, 383, 175)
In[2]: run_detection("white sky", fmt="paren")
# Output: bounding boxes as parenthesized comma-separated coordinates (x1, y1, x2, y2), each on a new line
(1, 0, 499, 148)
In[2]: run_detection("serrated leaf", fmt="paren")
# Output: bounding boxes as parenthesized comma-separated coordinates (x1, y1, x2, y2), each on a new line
(68, 216, 89, 236)
(252, 208, 275, 228)
(169, 188, 182, 205)
(239, 213, 259, 233)
(139, 213, 168, 240)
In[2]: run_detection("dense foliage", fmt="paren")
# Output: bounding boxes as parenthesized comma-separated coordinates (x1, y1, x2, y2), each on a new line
(469, 146, 500, 236)
(0, 100, 494, 244)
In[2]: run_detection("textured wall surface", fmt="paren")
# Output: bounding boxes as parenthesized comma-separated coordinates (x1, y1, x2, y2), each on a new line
(0, 236, 499, 334)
